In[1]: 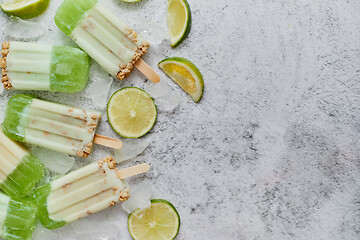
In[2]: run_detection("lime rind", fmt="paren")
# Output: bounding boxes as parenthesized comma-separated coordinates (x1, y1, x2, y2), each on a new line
(128, 199, 180, 240)
(1, 0, 50, 19)
(107, 87, 157, 139)
(168, 0, 192, 48)
(159, 57, 204, 103)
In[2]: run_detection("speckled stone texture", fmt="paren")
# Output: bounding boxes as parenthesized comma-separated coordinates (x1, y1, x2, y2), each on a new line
(0, 0, 360, 239)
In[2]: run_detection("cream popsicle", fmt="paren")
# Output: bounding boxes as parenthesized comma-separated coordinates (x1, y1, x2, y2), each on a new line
(2, 94, 102, 158)
(1, 41, 91, 93)
(54, 0, 160, 83)
(0, 192, 37, 240)
(0, 128, 44, 198)
(35, 156, 149, 229)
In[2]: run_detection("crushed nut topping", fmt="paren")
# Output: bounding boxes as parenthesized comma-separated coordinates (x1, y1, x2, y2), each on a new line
(116, 43, 150, 81)
(119, 189, 130, 202)
(1, 42, 11, 89)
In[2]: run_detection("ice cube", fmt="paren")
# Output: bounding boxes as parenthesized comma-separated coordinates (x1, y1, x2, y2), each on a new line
(122, 182, 153, 213)
(147, 80, 171, 98)
(155, 93, 181, 112)
(4, 17, 46, 40)
(128, 17, 167, 45)
(32, 222, 60, 240)
(84, 63, 113, 109)
(70, 214, 119, 240)
(30, 146, 75, 175)
(114, 137, 152, 163)
(146, 80, 181, 111)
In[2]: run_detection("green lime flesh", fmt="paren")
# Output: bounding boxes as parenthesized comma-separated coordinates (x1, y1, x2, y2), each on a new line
(2, 196, 37, 240)
(50, 46, 91, 93)
(54, 0, 97, 36)
(2, 94, 34, 143)
(0, 153, 44, 198)
(33, 183, 67, 229)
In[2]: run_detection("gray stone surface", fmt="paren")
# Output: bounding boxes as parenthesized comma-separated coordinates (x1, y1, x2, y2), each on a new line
(0, 0, 360, 239)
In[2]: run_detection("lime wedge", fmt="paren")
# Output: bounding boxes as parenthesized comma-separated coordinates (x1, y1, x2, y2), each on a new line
(167, 0, 191, 48)
(1, 0, 50, 19)
(128, 199, 180, 240)
(159, 57, 204, 103)
(107, 87, 157, 138)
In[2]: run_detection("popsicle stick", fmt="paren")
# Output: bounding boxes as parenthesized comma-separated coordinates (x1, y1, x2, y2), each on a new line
(93, 134, 123, 149)
(117, 163, 150, 179)
(135, 59, 160, 83)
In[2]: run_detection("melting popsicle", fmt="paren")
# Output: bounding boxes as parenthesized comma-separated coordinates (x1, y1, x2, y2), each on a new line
(2, 94, 122, 158)
(0, 192, 37, 240)
(0, 128, 44, 198)
(1, 41, 91, 93)
(54, 0, 160, 83)
(34, 156, 150, 229)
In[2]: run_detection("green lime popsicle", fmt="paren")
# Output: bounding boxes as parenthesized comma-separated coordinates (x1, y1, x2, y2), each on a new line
(2, 94, 101, 158)
(1, 41, 90, 93)
(54, 0, 150, 80)
(0, 192, 37, 240)
(0, 128, 44, 198)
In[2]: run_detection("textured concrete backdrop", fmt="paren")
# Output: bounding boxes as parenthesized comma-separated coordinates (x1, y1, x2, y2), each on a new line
(0, 0, 360, 239)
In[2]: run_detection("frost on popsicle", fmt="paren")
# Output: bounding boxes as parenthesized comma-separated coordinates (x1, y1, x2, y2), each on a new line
(34, 156, 129, 229)
(0, 128, 44, 198)
(1, 41, 90, 93)
(0, 192, 37, 240)
(54, 0, 150, 80)
(2, 94, 101, 157)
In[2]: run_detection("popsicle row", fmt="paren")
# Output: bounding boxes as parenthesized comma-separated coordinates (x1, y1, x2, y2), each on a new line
(0, 132, 149, 240)
(1, 0, 159, 92)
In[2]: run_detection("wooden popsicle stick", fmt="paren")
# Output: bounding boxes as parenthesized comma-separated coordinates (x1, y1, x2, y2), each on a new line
(117, 163, 150, 179)
(135, 58, 160, 83)
(93, 134, 123, 149)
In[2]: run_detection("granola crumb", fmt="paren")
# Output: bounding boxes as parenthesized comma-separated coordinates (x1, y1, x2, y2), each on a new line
(119, 189, 130, 202)
(105, 156, 117, 169)
(1, 42, 11, 90)
(116, 43, 150, 81)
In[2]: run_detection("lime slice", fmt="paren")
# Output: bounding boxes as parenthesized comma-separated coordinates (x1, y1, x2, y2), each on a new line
(107, 87, 157, 138)
(1, 0, 50, 19)
(128, 199, 180, 240)
(167, 0, 191, 48)
(159, 57, 204, 103)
